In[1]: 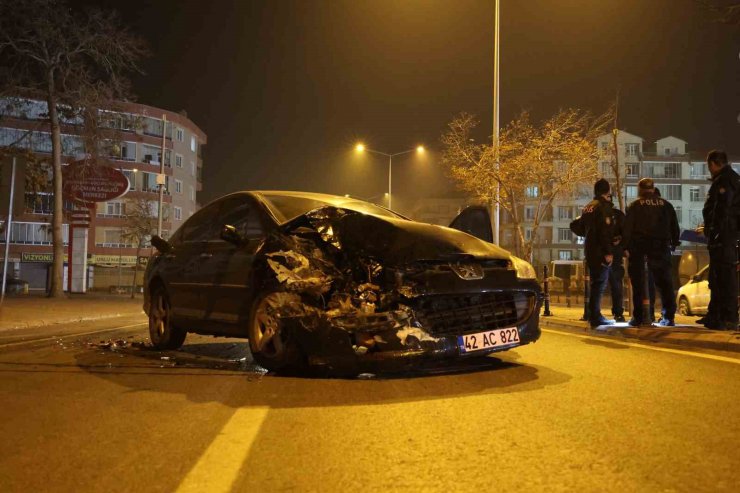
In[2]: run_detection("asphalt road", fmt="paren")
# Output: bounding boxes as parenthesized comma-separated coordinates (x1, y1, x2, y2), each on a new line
(0, 316, 739, 492)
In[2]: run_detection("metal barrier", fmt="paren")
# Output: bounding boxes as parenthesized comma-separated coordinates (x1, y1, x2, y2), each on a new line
(542, 265, 552, 316)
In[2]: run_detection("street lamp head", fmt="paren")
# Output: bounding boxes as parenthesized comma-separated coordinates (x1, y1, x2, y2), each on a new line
(416, 145, 425, 154)
(355, 143, 365, 153)
(132, 168, 138, 172)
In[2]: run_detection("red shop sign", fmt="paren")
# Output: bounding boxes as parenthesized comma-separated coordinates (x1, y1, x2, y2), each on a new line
(62, 159, 129, 204)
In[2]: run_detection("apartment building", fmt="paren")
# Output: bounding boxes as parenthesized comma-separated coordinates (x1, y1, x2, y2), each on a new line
(528, 131, 737, 267)
(0, 98, 206, 291)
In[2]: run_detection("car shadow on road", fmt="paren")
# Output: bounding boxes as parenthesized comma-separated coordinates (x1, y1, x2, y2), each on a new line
(63, 338, 573, 408)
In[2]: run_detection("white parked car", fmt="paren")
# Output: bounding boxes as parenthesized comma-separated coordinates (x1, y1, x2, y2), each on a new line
(676, 265, 709, 316)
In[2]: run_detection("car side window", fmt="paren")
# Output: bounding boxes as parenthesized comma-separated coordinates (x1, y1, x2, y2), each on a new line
(219, 196, 264, 239)
(180, 204, 219, 243)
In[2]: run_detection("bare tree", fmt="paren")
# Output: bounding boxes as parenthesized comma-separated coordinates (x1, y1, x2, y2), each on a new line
(120, 198, 158, 299)
(0, 0, 147, 297)
(441, 108, 612, 261)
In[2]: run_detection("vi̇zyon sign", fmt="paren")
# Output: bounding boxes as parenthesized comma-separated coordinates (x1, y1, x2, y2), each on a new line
(62, 159, 129, 205)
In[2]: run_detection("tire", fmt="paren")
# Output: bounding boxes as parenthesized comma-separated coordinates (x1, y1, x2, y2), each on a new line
(247, 291, 306, 373)
(678, 296, 692, 316)
(149, 286, 187, 350)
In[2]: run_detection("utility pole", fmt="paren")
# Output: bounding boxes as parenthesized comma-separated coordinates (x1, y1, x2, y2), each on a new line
(157, 114, 167, 237)
(493, 0, 501, 244)
(1, 157, 17, 304)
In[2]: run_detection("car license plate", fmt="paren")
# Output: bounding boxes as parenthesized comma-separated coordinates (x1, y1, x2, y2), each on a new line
(457, 327, 520, 353)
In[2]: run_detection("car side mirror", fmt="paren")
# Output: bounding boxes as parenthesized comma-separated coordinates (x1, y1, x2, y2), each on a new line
(151, 235, 172, 254)
(220, 224, 243, 246)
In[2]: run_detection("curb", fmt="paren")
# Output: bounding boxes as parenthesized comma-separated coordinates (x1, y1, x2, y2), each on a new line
(541, 316, 740, 354)
(0, 311, 145, 332)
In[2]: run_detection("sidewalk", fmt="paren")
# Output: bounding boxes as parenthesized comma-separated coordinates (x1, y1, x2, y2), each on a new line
(0, 293, 145, 331)
(540, 303, 740, 353)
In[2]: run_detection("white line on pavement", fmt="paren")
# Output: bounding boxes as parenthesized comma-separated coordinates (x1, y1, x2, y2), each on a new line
(0, 322, 148, 348)
(541, 327, 740, 365)
(176, 406, 269, 493)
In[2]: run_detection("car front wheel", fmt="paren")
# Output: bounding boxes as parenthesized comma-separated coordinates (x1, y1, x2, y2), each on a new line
(247, 292, 305, 372)
(678, 296, 692, 316)
(149, 286, 187, 350)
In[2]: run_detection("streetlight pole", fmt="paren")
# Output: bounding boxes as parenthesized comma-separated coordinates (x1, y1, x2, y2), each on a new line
(1, 156, 17, 304)
(157, 114, 167, 237)
(493, 0, 501, 245)
(355, 144, 424, 210)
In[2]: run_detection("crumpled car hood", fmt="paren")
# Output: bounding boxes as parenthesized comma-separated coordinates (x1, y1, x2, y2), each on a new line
(284, 206, 512, 265)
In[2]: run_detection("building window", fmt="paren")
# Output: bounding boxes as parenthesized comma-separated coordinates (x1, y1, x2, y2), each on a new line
(1, 221, 68, 245)
(644, 162, 680, 179)
(142, 172, 169, 194)
(674, 206, 682, 224)
(174, 206, 182, 221)
(600, 141, 609, 150)
(175, 179, 182, 194)
(189, 185, 195, 202)
(190, 136, 197, 153)
(626, 185, 638, 200)
(558, 228, 572, 242)
(662, 184, 681, 201)
(100, 229, 132, 248)
(557, 206, 573, 221)
(625, 143, 639, 157)
(524, 228, 533, 241)
(689, 186, 706, 202)
(558, 250, 573, 260)
(175, 154, 183, 168)
(107, 141, 136, 161)
(123, 170, 136, 191)
(104, 201, 125, 217)
(191, 161, 196, 177)
(600, 162, 612, 177)
(24, 192, 54, 214)
(690, 163, 709, 179)
(524, 206, 535, 221)
(626, 163, 639, 177)
(176, 127, 184, 142)
(525, 186, 539, 198)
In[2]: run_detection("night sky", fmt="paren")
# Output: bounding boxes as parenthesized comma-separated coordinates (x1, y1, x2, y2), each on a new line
(74, 0, 739, 211)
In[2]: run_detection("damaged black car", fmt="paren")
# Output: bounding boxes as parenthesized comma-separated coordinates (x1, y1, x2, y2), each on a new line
(144, 191, 543, 374)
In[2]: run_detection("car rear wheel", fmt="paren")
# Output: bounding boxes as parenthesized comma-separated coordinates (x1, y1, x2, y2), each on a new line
(247, 292, 305, 372)
(149, 286, 187, 350)
(678, 296, 692, 316)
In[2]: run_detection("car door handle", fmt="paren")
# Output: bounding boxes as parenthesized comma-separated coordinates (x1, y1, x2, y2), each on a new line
(200, 253, 213, 259)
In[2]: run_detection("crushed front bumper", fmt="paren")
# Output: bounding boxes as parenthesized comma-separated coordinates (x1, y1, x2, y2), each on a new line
(283, 280, 543, 373)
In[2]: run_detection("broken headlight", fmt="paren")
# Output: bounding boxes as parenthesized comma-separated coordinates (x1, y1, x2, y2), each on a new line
(510, 255, 536, 280)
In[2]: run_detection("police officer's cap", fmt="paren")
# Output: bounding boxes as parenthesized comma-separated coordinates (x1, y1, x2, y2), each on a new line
(638, 178, 655, 190)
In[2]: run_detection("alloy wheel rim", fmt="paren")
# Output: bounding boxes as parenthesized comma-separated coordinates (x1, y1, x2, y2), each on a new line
(253, 294, 285, 357)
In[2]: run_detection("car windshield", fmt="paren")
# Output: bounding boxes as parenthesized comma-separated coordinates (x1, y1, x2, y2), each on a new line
(258, 192, 405, 224)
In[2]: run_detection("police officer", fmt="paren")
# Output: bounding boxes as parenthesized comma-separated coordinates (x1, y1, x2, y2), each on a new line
(623, 178, 680, 326)
(608, 207, 626, 322)
(702, 150, 740, 330)
(580, 178, 616, 328)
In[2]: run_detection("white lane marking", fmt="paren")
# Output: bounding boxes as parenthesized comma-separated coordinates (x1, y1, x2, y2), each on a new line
(0, 322, 148, 348)
(176, 406, 269, 493)
(541, 327, 740, 365)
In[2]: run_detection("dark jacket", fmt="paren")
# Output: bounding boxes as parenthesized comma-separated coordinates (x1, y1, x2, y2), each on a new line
(623, 192, 680, 252)
(578, 196, 615, 265)
(611, 208, 626, 264)
(703, 165, 740, 248)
